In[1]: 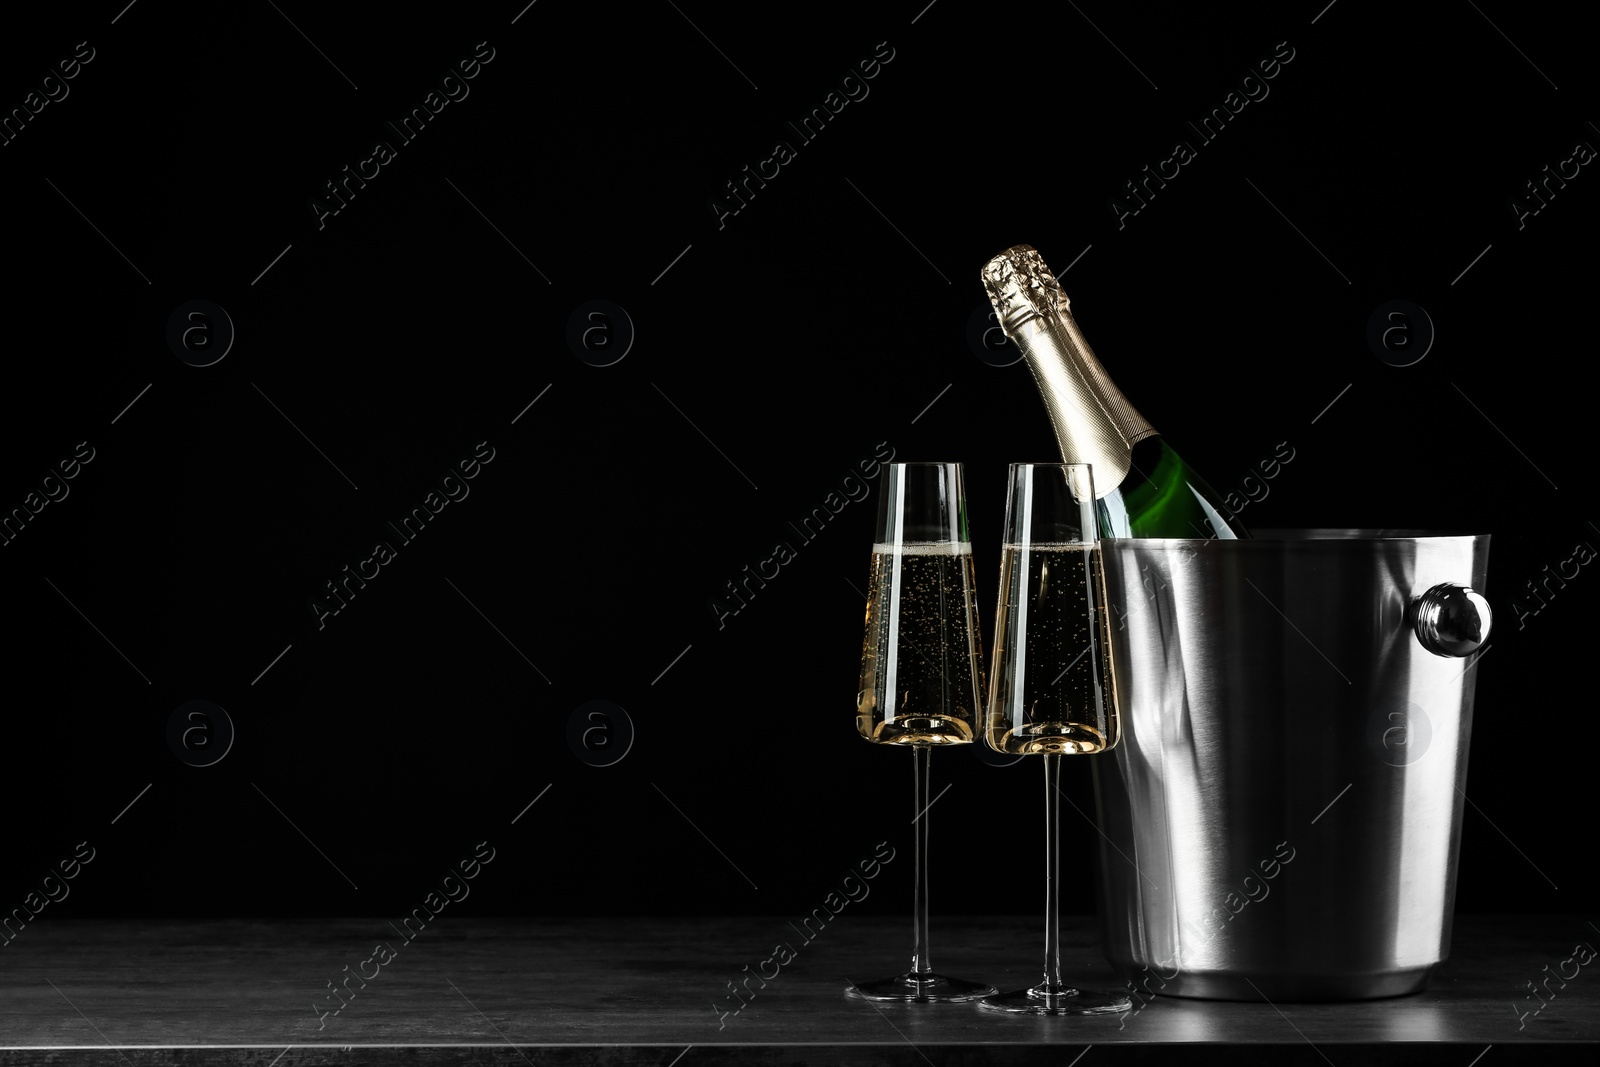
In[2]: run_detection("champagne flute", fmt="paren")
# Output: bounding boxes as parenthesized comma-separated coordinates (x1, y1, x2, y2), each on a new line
(979, 463, 1130, 1016)
(849, 462, 995, 1003)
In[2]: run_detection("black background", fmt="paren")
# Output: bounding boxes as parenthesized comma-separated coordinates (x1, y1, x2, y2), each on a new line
(1, 1, 1591, 929)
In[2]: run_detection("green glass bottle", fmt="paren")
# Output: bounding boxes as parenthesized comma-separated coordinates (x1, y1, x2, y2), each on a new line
(981, 245, 1247, 539)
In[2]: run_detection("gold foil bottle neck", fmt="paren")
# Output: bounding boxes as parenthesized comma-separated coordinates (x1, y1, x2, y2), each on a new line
(980, 245, 1156, 496)
(980, 244, 1068, 332)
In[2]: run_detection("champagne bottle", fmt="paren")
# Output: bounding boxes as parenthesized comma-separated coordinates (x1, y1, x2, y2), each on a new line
(981, 245, 1247, 539)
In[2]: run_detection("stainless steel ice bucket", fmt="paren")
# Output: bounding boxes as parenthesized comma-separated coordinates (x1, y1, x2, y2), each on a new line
(1092, 530, 1491, 1001)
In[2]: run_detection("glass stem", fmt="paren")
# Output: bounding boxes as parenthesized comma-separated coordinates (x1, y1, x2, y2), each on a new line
(911, 744, 933, 979)
(1042, 752, 1067, 995)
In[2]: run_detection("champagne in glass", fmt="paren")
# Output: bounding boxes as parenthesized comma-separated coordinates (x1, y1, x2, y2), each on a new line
(988, 541, 1119, 755)
(848, 462, 995, 1003)
(857, 541, 984, 746)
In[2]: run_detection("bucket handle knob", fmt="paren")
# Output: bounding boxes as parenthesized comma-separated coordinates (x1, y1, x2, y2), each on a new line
(1410, 583, 1492, 657)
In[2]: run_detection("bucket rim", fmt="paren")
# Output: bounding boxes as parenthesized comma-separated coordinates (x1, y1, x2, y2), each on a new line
(1102, 528, 1489, 544)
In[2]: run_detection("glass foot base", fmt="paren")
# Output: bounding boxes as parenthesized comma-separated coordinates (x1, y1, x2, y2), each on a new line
(845, 972, 997, 1003)
(978, 982, 1131, 1015)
